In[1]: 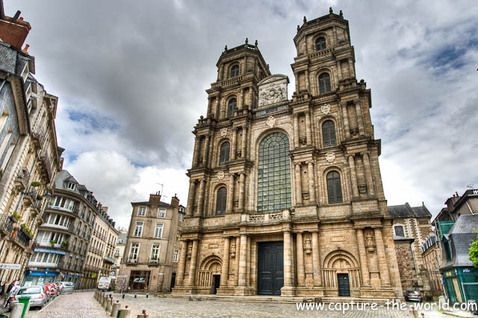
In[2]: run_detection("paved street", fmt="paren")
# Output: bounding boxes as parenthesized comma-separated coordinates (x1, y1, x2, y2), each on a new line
(27, 291, 109, 318)
(20, 291, 466, 318)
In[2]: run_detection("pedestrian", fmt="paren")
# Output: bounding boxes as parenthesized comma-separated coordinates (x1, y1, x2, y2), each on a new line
(3, 280, 20, 309)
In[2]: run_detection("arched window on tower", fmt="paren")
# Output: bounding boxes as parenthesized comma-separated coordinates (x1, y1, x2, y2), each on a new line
(318, 73, 331, 94)
(315, 36, 326, 51)
(216, 187, 227, 215)
(219, 141, 230, 165)
(322, 120, 336, 147)
(257, 132, 291, 212)
(327, 171, 343, 204)
(227, 98, 236, 118)
(230, 64, 239, 78)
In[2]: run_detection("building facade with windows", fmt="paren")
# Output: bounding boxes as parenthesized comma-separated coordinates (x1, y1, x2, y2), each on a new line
(388, 203, 433, 296)
(434, 189, 478, 304)
(173, 10, 402, 299)
(0, 4, 62, 286)
(119, 193, 183, 292)
(23, 170, 118, 289)
(421, 233, 443, 297)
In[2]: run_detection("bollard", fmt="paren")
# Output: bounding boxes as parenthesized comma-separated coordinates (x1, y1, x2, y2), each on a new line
(111, 301, 120, 317)
(117, 308, 131, 318)
(106, 298, 112, 312)
(146, 293, 149, 298)
(122, 293, 125, 299)
(102, 295, 108, 309)
(134, 294, 137, 298)
(10, 302, 24, 318)
(136, 309, 148, 318)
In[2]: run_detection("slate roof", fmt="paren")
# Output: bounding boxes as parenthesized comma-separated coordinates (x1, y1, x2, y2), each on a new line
(131, 201, 171, 208)
(443, 215, 478, 268)
(388, 203, 432, 219)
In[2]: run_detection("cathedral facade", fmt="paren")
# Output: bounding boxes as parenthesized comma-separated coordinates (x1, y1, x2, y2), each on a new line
(173, 10, 402, 299)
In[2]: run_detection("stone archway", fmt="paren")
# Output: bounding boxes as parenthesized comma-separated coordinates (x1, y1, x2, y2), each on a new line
(322, 250, 360, 294)
(197, 255, 222, 293)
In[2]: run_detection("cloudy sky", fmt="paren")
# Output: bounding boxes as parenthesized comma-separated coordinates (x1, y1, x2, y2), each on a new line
(5, 0, 478, 228)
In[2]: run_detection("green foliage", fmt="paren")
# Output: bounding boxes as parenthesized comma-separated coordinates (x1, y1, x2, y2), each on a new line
(11, 211, 21, 221)
(20, 223, 33, 238)
(30, 181, 41, 187)
(468, 233, 478, 267)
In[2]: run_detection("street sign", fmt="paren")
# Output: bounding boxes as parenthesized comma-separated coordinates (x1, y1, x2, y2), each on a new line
(0, 263, 21, 270)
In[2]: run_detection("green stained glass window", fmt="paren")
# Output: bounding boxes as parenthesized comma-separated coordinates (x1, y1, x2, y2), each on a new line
(257, 132, 291, 212)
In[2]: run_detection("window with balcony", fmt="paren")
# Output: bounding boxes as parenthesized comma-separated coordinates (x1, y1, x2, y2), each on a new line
(318, 72, 332, 94)
(315, 36, 327, 51)
(230, 64, 239, 78)
(155, 224, 164, 239)
(133, 222, 143, 237)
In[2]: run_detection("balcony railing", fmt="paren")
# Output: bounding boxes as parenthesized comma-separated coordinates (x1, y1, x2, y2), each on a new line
(0, 216, 32, 248)
(126, 258, 137, 264)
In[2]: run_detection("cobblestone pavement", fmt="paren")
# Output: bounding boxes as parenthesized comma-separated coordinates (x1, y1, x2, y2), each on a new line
(27, 291, 109, 318)
(22, 291, 456, 318)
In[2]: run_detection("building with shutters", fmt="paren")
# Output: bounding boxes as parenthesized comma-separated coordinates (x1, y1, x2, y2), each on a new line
(172, 9, 402, 299)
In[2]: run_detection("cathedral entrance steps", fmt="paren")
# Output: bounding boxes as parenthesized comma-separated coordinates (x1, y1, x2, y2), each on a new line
(168, 294, 397, 305)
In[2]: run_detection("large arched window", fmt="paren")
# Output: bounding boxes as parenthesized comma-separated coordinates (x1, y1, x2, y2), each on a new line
(315, 36, 326, 51)
(227, 98, 236, 118)
(257, 132, 291, 212)
(318, 73, 331, 94)
(219, 141, 230, 165)
(327, 171, 343, 204)
(322, 120, 336, 147)
(230, 64, 239, 78)
(216, 187, 227, 215)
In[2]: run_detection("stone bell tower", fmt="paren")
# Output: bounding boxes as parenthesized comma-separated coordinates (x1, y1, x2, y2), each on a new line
(173, 9, 402, 299)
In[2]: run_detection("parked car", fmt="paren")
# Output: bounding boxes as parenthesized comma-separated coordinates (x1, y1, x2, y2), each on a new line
(404, 290, 423, 302)
(43, 283, 58, 297)
(12, 286, 48, 309)
(59, 281, 75, 294)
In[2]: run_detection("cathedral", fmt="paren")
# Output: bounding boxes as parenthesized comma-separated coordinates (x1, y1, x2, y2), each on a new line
(173, 9, 402, 299)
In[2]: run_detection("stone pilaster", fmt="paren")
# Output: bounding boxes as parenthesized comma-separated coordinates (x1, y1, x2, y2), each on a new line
(238, 173, 245, 211)
(305, 111, 312, 145)
(312, 231, 321, 286)
(296, 232, 305, 286)
(355, 102, 364, 135)
(176, 240, 187, 286)
(363, 153, 375, 196)
(295, 163, 302, 205)
(348, 155, 359, 197)
(221, 237, 230, 286)
(374, 228, 391, 286)
(307, 162, 316, 203)
(226, 175, 234, 213)
(188, 240, 198, 286)
(238, 234, 247, 287)
(356, 229, 370, 286)
(342, 103, 350, 139)
(294, 114, 299, 148)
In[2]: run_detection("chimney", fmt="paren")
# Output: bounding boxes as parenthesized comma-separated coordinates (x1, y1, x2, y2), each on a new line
(149, 192, 161, 205)
(170, 194, 180, 208)
(0, 2, 32, 51)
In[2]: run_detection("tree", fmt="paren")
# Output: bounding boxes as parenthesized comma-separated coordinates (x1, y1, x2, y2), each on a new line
(468, 233, 478, 267)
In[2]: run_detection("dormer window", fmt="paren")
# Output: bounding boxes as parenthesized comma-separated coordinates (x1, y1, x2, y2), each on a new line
(66, 182, 76, 190)
(315, 36, 327, 51)
(230, 64, 240, 78)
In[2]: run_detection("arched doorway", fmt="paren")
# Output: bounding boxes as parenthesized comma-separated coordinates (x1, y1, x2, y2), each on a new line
(197, 255, 222, 294)
(323, 250, 360, 297)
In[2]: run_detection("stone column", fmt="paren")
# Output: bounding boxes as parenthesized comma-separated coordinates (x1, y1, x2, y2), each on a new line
(241, 126, 247, 158)
(348, 155, 359, 197)
(294, 114, 299, 148)
(342, 104, 350, 139)
(231, 128, 237, 160)
(238, 234, 248, 286)
(235, 236, 241, 286)
(307, 162, 316, 203)
(356, 229, 370, 286)
(187, 181, 196, 217)
(312, 231, 321, 286)
(226, 175, 234, 213)
(192, 137, 200, 166)
(374, 228, 390, 286)
(196, 179, 205, 216)
(221, 237, 230, 287)
(355, 102, 364, 135)
(188, 240, 199, 286)
(295, 163, 302, 205)
(176, 240, 188, 286)
(363, 153, 375, 196)
(204, 135, 211, 166)
(283, 231, 293, 287)
(305, 111, 312, 145)
(238, 173, 245, 211)
(296, 232, 305, 287)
